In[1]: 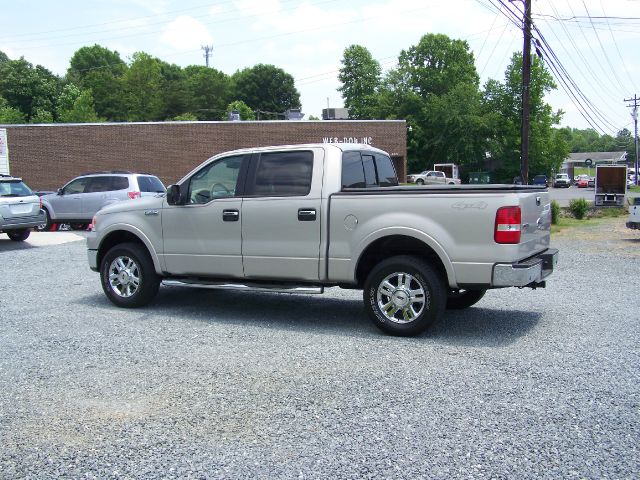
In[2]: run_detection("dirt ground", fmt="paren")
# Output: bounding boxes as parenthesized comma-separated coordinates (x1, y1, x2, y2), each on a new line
(552, 216, 640, 256)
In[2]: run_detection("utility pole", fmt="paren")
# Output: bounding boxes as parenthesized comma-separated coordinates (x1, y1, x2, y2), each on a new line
(201, 45, 213, 68)
(520, 0, 532, 185)
(625, 95, 639, 185)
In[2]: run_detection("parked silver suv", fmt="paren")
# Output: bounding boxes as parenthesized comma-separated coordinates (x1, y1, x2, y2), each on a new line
(0, 175, 46, 241)
(41, 171, 165, 230)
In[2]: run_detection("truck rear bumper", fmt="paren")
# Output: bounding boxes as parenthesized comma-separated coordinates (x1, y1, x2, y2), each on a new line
(492, 248, 558, 287)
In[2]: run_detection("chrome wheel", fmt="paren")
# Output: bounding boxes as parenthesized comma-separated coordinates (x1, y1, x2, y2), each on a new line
(376, 272, 427, 324)
(108, 255, 141, 298)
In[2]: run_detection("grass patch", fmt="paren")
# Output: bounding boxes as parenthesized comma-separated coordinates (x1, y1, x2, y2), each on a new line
(629, 185, 640, 193)
(551, 206, 626, 234)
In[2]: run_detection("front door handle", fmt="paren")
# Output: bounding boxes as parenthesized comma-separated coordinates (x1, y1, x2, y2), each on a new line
(298, 208, 316, 221)
(223, 209, 239, 222)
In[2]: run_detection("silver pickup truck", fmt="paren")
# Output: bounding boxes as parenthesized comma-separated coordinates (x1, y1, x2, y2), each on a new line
(87, 144, 557, 336)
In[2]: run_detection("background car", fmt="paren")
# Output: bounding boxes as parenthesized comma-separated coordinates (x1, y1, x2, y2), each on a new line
(0, 175, 45, 241)
(532, 174, 548, 187)
(40, 171, 165, 230)
(576, 175, 590, 188)
(553, 173, 570, 188)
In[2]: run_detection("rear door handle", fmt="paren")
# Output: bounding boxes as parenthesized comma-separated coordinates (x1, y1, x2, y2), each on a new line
(298, 208, 316, 221)
(223, 209, 239, 221)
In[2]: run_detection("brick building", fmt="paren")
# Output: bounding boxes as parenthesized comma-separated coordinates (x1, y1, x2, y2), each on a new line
(1, 120, 407, 190)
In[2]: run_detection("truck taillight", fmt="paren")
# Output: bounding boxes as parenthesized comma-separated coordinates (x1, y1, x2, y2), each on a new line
(128, 191, 141, 199)
(495, 206, 522, 244)
(39, 197, 42, 209)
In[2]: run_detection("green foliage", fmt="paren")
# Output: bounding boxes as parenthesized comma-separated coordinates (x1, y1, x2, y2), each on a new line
(557, 126, 636, 163)
(159, 61, 189, 120)
(67, 45, 127, 121)
(338, 45, 381, 119)
(0, 58, 61, 121)
(375, 34, 486, 170)
(0, 50, 8, 64)
(58, 89, 101, 123)
(482, 53, 568, 182)
(569, 198, 589, 219)
(233, 64, 300, 119)
(0, 96, 26, 123)
(307, 114, 320, 121)
(550, 200, 560, 225)
(122, 52, 164, 121)
(31, 108, 54, 123)
(225, 100, 255, 121)
(172, 113, 198, 121)
(184, 66, 233, 120)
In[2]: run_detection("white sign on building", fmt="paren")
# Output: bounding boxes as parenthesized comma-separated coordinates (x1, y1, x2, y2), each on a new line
(0, 129, 9, 175)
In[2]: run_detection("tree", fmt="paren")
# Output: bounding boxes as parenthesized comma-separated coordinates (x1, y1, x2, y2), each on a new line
(67, 45, 128, 121)
(233, 64, 300, 119)
(482, 52, 568, 181)
(225, 100, 255, 121)
(0, 58, 61, 121)
(377, 34, 487, 171)
(184, 66, 233, 121)
(58, 89, 101, 123)
(0, 96, 25, 123)
(122, 52, 164, 121)
(171, 113, 198, 121)
(159, 61, 189, 120)
(307, 114, 320, 121)
(338, 45, 381, 119)
(0, 50, 8, 64)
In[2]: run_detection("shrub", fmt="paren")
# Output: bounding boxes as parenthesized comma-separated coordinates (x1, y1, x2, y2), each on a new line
(550, 200, 560, 225)
(569, 198, 589, 219)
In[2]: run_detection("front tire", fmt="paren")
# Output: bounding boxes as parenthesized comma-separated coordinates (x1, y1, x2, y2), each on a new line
(34, 208, 52, 232)
(363, 255, 446, 336)
(100, 242, 160, 308)
(8, 229, 30, 241)
(446, 289, 486, 310)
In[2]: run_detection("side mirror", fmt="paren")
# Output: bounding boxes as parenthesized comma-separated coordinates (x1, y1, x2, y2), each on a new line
(57, 188, 64, 195)
(166, 184, 183, 205)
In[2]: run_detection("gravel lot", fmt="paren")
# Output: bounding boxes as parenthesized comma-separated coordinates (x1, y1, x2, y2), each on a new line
(1, 221, 639, 479)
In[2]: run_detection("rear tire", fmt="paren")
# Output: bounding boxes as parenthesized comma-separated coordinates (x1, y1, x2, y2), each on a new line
(416, 179, 424, 185)
(363, 255, 446, 336)
(100, 242, 160, 308)
(70, 223, 88, 231)
(8, 229, 30, 241)
(446, 289, 486, 310)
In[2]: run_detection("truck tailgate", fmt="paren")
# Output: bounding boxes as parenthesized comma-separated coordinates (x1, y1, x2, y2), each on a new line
(518, 190, 551, 258)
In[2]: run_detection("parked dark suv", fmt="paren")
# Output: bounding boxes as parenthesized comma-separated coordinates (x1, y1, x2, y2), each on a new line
(40, 172, 165, 230)
(532, 175, 548, 187)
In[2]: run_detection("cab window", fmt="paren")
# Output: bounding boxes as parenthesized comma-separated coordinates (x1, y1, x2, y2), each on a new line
(251, 151, 313, 197)
(188, 155, 245, 204)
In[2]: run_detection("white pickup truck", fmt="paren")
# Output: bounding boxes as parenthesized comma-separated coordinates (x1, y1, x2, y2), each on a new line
(408, 170, 461, 185)
(87, 144, 557, 336)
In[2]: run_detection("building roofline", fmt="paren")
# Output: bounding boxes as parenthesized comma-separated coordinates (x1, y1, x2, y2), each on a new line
(0, 119, 407, 128)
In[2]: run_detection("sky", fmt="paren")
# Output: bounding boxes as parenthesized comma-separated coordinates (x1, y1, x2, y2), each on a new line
(1, 0, 639, 135)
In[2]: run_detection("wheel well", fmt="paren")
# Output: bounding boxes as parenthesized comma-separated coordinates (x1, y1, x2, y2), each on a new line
(97, 231, 147, 269)
(355, 235, 448, 287)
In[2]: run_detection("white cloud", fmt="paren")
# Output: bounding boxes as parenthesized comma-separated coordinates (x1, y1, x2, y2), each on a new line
(161, 16, 213, 51)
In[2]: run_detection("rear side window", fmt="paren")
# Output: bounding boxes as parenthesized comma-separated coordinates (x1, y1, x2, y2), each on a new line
(110, 176, 129, 191)
(341, 151, 398, 189)
(85, 177, 113, 193)
(137, 175, 164, 192)
(362, 155, 377, 186)
(374, 154, 398, 186)
(342, 151, 365, 188)
(253, 151, 313, 196)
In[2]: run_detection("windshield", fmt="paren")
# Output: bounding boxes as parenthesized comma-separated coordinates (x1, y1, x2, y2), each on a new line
(0, 180, 34, 197)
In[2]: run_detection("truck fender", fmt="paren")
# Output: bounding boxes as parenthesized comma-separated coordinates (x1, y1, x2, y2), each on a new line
(98, 223, 163, 274)
(353, 226, 457, 287)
